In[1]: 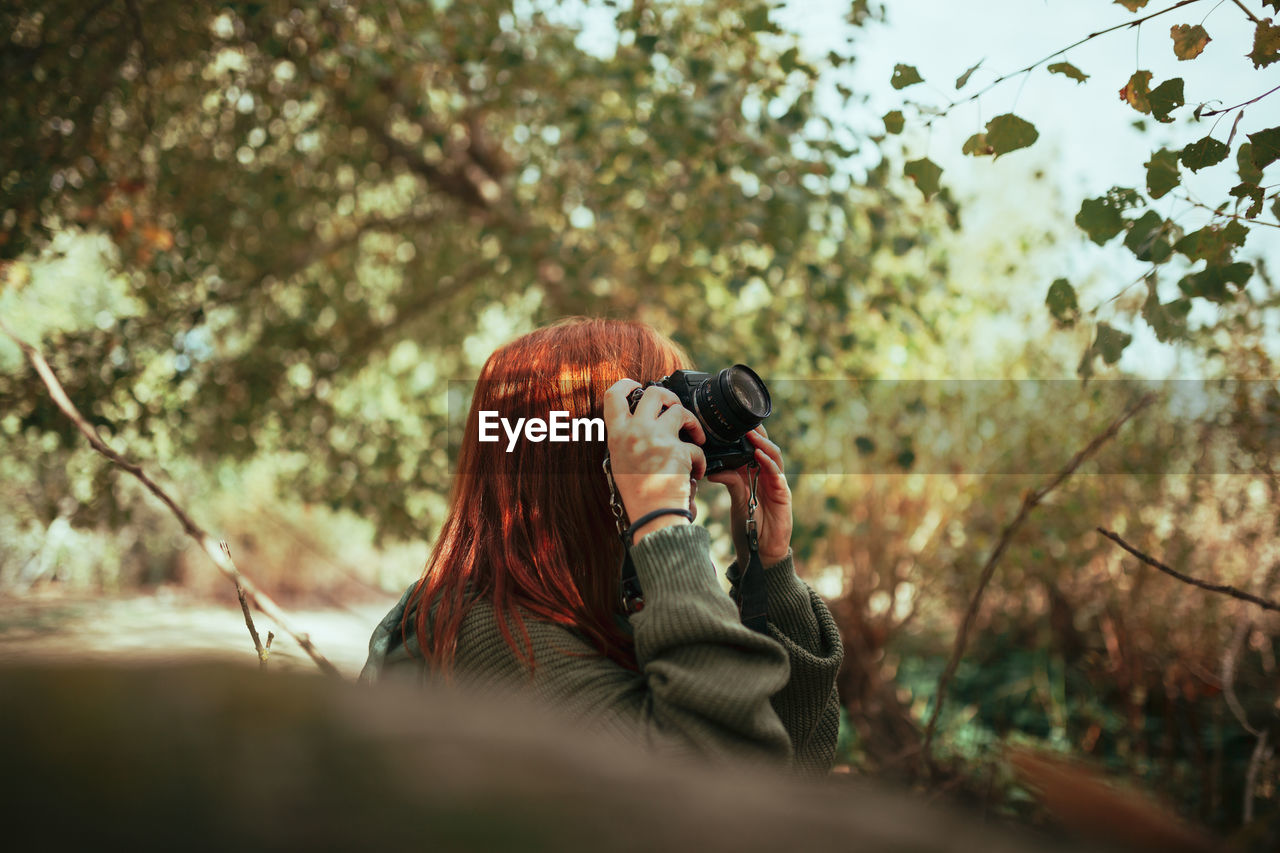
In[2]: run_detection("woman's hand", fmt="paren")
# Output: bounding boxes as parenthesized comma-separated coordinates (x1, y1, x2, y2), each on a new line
(604, 380, 707, 543)
(707, 427, 792, 568)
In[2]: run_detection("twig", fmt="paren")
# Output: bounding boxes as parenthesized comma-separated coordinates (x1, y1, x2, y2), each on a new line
(1174, 191, 1280, 229)
(1244, 730, 1270, 823)
(0, 317, 342, 678)
(1229, 0, 1261, 24)
(1222, 618, 1259, 737)
(1199, 82, 1280, 118)
(227, 542, 268, 669)
(1096, 529, 1280, 613)
(922, 0, 1206, 124)
(919, 394, 1155, 764)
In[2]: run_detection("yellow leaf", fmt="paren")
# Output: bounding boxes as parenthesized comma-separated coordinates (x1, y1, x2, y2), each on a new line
(1169, 24, 1210, 60)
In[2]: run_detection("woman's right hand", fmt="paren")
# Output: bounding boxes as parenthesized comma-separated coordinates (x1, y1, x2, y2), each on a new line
(604, 380, 707, 543)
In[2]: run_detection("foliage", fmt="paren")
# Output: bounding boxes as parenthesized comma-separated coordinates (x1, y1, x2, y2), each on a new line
(1, 0, 950, 539)
(885, 0, 1280, 376)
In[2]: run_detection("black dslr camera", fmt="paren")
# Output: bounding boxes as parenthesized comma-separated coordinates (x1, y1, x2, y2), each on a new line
(626, 365, 772, 475)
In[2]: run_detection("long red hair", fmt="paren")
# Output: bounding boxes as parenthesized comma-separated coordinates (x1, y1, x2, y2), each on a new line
(406, 317, 690, 673)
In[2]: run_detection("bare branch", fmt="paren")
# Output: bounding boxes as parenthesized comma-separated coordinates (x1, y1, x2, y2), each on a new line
(227, 541, 268, 669)
(1244, 731, 1271, 823)
(1096, 528, 1280, 613)
(1229, 0, 1262, 24)
(920, 394, 1155, 764)
(1222, 618, 1259, 737)
(0, 317, 342, 678)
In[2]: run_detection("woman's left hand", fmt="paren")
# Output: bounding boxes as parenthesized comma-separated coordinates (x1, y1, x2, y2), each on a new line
(706, 427, 792, 568)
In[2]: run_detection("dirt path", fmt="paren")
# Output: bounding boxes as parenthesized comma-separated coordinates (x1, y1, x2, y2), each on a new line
(0, 590, 400, 679)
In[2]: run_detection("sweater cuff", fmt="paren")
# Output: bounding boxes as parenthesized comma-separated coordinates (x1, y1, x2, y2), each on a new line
(629, 522, 720, 598)
(726, 549, 795, 586)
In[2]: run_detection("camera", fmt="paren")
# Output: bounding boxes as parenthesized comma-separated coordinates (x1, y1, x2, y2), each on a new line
(626, 365, 772, 475)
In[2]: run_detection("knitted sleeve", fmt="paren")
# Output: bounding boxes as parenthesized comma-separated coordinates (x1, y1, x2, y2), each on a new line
(360, 523, 795, 768)
(729, 551, 844, 774)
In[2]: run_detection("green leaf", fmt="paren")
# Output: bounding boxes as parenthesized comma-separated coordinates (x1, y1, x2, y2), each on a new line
(636, 34, 659, 53)
(1248, 126, 1280, 170)
(1047, 61, 1089, 83)
(891, 63, 923, 89)
(1274, 196, 1280, 223)
(1238, 143, 1264, 184)
(883, 110, 905, 134)
(1075, 188, 1140, 245)
(1114, 0, 1150, 10)
(962, 132, 992, 156)
(1249, 18, 1280, 68)
(1046, 278, 1079, 327)
(955, 59, 983, 90)
(1174, 221, 1248, 264)
(1180, 134, 1228, 171)
(1229, 182, 1265, 218)
(1141, 282, 1190, 343)
(1119, 70, 1152, 114)
(985, 113, 1038, 157)
(904, 157, 942, 199)
(855, 436, 875, 455)
(1148, 77, 1184, 123)
(1177, 262, 1253, 303)
(1124, 210, 1173, 263)
(1095, 323, 1132, 365)
(1170, 24, 1211, 60)
(1144, 148, 1180, 199)
(779, 46, 799, 73)
(743, 4, 777, 33)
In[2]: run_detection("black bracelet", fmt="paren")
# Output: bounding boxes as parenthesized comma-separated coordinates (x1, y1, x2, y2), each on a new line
(625, 508, 693, 546)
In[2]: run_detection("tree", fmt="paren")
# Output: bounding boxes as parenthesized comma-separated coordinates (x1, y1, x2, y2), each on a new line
(885, 0, 1280, 376)
(1, 0, 951, 538)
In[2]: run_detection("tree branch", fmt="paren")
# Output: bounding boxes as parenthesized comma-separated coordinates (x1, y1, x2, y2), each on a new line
(1096, 528, 1280, 612)
(1198, 82, 1280, 118)
(924, 0, 1207, 124)
(227, 541, 269, 669)
(0, 317, 342, 678)
(1229, 0, 1261, 24)
(920, 394, 1155, 764)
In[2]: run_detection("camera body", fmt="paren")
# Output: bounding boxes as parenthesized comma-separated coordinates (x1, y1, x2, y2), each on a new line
(625, 365, 771, 475)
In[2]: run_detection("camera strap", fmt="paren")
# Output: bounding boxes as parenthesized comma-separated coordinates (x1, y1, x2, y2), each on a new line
(605, 455, 769, 635)
(736, 464, 770, 634)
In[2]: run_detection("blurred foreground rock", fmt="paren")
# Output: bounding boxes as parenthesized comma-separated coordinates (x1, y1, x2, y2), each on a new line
(0, 662, 1212, 852)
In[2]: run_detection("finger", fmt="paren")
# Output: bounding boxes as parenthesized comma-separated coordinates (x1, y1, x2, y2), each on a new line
(604, 379, 642, 422)
(748, 430, 784, 473)
(634, 385, 683, 421)
(755, 448, 788, 492)
(688, 444, 707, 482)
(707, 471, 749, 501)
(753, 424, 768, 439)
(656, 401, 706, 445)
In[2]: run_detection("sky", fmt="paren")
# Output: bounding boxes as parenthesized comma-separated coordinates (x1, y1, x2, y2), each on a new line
(781, 0, 1277, 377)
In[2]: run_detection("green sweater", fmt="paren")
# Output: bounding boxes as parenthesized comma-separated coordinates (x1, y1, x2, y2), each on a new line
(359, 523, 844, 774)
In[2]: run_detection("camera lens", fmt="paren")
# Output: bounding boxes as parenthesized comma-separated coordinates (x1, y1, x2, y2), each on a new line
(693, 364, 771, 442)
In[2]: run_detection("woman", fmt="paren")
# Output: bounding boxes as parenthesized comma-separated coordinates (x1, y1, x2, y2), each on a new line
(360, 317, 843, 773)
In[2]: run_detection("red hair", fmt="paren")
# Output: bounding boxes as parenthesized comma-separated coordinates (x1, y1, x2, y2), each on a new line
(406, 317, 690, 673)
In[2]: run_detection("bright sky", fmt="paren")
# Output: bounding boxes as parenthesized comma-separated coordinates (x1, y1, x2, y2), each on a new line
(777, 0, 1278, 377)
(776, 0, 1275, 373)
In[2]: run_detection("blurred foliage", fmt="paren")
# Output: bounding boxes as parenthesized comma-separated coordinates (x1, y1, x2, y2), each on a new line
(2, 0, 1279, 843)
(1, 0, 948, 541)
